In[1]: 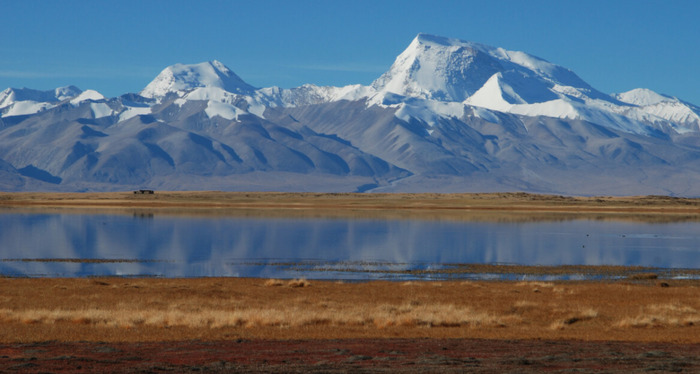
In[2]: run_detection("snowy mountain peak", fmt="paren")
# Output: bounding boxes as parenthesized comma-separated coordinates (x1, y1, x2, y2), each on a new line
(371, 33, 598, 105)
(54, 85, 83, 101)
(614, 88, 674, 106)
(140, 60, 256, 99)
(69, 89, 105, 105)
(371, 33, 502, 102)
(612, 88, 700, 132)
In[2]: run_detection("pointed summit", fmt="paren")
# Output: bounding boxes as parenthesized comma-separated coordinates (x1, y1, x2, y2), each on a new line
(614, 88, 700, 132)
(140, 60, 256, 99)
(614, 88, 675, 106)
(371, 34, 503, 102)
(371, 33, 596, 104)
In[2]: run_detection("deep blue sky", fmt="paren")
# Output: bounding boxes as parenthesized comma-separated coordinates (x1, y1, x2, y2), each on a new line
(2, 0, 698, 104)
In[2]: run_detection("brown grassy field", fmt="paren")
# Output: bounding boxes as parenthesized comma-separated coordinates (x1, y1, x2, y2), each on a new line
(1, 277, 699, 344)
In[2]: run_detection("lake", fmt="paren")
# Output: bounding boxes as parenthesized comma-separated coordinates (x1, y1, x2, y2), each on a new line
(1, 210, 700, 280)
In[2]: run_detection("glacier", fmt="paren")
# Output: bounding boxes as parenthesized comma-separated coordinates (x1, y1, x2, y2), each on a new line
(2, 33, 700, 196)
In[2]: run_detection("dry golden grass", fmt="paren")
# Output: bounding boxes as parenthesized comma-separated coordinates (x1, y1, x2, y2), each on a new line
(0, 303, 513, 330)
(616, 302, 700, 328)
(286, 278, 311, 288)
(1, 277, 700, 343)
(260, 278, 312, 288)
(263, 279, 284, 287)
(549, 308, 599, 330)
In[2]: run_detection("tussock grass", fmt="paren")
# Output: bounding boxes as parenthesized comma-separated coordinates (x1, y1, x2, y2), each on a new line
(263, 279, 284, 287)
(516, 281, 554, 288)
(287, 279, 311, 288)
(616, 303, 700, 328)
(263, 278, 310, 287)
(549, 308, 599, 330)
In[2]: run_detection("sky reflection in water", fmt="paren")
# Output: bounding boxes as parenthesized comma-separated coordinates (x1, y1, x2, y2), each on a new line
(1, 211, 699, 279)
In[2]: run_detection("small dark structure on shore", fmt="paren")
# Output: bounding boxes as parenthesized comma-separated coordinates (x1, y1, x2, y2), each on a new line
(134, 189, 155, 194)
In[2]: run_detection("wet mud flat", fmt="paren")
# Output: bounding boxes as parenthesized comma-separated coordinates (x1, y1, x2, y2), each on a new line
(2, 338, 700, 373)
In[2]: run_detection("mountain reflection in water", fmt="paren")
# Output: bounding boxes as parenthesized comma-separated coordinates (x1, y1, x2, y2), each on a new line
(1, 210, 699, 279)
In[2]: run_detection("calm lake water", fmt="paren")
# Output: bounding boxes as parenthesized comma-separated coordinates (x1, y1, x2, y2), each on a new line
(1, 210, 700, 279)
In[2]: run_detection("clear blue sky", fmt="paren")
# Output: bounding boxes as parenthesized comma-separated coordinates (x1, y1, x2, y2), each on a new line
(1, 0, 698, 104)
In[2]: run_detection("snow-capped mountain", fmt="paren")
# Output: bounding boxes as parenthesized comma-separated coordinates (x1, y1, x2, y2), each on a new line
(368, 34, 690, 136)
(0, 86, 82, 117)
(2, 34, 700, 195)
(372, 33, 594, 103)
(613, 88, 700, 133)
(140, 60, 256, 99)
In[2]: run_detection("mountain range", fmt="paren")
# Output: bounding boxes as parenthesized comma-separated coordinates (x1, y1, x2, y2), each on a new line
(2, 33, 700, 195)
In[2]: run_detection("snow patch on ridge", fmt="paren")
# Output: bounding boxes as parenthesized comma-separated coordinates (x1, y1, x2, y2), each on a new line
(119, 106, 151, 122)
(394, 99, 466, 128)
(3, 101, 53, 116)
(70, 90, 105, 105)
(205, 101, 244, 120)
(472, 106, 500, 123)
(90, 103, 114, 118)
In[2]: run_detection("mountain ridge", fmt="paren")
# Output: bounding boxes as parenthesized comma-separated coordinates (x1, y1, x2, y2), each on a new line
(2, 34, 700, 195)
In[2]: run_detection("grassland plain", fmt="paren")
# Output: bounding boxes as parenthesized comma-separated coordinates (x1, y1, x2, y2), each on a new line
(2, 277, 700, 343)
(1, 277, 700, 372)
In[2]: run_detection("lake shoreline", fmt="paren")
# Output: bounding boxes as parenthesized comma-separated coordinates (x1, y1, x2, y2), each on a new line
(3, 191, 700, 214)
